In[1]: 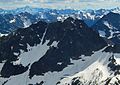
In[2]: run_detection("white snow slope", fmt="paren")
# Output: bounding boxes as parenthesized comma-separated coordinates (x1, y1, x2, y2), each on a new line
(0, 45, 119, 85)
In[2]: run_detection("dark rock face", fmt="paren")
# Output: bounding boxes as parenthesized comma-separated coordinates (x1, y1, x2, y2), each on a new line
(29, 18, 107, 78)
(0, 61, 29, 78)
(92, 12, 120, 44)
(0, 21, 47, 62)
(71, 77, 81, 85)
(88, 12, 120, 55)
(108, 55, 120, 76)
(104, 45, 120, 53)
(0, 17, 107, 78)
(91, 12, 120, 54)
(92, 12, 120, 32)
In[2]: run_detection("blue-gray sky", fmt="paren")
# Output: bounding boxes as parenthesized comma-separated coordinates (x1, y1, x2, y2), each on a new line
(1, 0, 120, 9)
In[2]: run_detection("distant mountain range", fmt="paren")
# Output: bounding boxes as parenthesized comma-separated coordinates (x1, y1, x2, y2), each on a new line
(1, 6, 120, 34)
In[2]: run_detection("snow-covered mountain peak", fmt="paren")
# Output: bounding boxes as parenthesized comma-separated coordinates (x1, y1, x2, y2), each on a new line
(58, 51, 120, 85)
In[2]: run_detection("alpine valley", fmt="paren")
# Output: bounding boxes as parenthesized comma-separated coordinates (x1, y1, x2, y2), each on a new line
(0, 7, 120, 85)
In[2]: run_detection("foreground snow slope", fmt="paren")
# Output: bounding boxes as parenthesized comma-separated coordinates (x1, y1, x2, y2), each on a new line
(59, 51, 120, 85)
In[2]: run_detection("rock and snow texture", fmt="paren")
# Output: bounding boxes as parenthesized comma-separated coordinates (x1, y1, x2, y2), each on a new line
(0, 17, 120, 85)
(103, 21, 117, 39)
(0, 18, 108, 85)
(92, 12, 120, 45)
(9, 19, 16, 23)
(98, 30, 106, 37)
(1, 6, 120, 85)
(58, 52, 120, 85)
(0, 46, 120, 85)
(0, 40, 59, 85)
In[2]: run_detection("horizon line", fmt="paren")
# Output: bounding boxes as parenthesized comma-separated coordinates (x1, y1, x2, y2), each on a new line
(0, 1, 120, 10)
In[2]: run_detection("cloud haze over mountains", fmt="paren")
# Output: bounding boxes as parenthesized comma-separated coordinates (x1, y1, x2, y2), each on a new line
(0, 0, 120, 9)
(1, 0, 120, 2)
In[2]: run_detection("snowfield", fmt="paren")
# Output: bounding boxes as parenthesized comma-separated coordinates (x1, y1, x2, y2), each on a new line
(0, 46, 120, 85)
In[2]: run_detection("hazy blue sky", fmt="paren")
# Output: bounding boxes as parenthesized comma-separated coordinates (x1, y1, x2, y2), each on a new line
(1, 0, 120, 9)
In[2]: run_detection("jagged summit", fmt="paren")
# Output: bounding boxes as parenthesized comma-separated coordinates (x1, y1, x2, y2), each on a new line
(0, 18, 107, 85)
